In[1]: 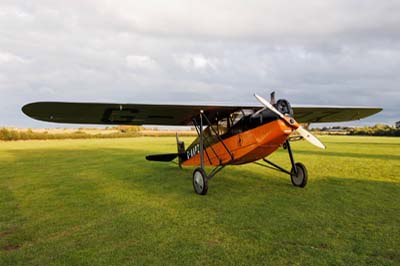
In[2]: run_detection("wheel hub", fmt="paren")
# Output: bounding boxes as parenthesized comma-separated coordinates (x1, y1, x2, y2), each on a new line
(194, 171, 204, 193)
(292, 170, 304, 186)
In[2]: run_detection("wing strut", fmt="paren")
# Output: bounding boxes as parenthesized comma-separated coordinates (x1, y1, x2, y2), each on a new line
(191, 110, 236, 195)
(200, 113, 234, 162)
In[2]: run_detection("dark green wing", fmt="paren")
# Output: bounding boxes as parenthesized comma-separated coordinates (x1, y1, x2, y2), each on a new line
(22, 101, 382, 125)
(292, 106, 382, 123)
(22, 102, 242, 126)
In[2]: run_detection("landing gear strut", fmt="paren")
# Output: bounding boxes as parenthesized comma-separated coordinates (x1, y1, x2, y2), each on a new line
(191, 110, 233, 195)
(256, 140, 308, 188)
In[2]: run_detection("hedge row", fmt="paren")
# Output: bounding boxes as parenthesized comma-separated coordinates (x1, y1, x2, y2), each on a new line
(0, 128, 141, 141)
(348, 125, 400, 136)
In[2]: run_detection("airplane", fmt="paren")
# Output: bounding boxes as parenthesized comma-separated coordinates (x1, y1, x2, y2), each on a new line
(22, 93, 382, 195)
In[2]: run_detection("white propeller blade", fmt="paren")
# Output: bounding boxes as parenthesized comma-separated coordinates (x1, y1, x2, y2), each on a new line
(251, 107, 266, 118)
(296, 126, 326, 149)
(254, 94, 285, 119)
(254, 93, 326, 149)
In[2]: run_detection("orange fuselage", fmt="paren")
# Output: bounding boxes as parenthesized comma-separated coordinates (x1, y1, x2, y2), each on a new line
(182, 120, 294, 166)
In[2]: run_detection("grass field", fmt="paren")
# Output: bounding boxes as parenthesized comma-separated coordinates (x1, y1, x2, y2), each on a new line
(0, 136, 399, 265)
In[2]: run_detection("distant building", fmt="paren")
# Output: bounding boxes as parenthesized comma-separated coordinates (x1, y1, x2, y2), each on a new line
(396, 121, 400, 128)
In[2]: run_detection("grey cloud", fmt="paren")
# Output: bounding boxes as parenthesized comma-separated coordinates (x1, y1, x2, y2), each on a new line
(0, 0, 399, 127)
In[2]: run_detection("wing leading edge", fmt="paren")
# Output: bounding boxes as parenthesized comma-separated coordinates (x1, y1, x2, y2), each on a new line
(22, 101, 382, 125)
(292, 106, 382, 123)
(22, 102, 242, 126)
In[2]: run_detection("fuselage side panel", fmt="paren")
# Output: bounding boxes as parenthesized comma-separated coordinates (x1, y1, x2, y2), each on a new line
(181, 120, 293, 166)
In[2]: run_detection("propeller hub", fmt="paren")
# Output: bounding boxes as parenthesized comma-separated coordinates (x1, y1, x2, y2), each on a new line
(254, 93, 325, 149)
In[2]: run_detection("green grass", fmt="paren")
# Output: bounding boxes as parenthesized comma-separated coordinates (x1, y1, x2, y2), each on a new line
(0, 136, 399, 265)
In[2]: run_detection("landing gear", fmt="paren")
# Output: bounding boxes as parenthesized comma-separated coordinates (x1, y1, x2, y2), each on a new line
(290, 162, 308, 187)
(190, 110, 233, 195)
(256, 140, 308, 188)
(193, 168, 208, 195)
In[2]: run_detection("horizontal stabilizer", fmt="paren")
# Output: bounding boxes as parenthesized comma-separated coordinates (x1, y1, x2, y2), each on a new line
(146, 153, 185, 162)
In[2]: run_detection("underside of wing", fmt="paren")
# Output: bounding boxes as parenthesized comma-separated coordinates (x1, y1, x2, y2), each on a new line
(22, 101, 382, 126)
(22, 102, 243, 126)
(292, 106, 382, 123)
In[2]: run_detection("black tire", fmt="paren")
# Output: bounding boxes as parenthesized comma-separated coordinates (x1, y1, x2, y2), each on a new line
(192, 168, 208, 195)
(290, 162, 308, 188)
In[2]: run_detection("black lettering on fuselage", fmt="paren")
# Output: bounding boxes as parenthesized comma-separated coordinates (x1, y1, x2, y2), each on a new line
(186, 144, 200, 159)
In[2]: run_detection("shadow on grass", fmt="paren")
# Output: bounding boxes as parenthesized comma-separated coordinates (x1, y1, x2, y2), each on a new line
(2, 147, 399, 199)
(0, 185, 24, 252)
(325, 140, 400, 147)
(294, 149, 400, 161)
(1, 147, 399, 265)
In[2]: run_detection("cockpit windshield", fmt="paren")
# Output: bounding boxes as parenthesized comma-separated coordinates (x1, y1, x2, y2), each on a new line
(214, 109, 254, 136)
(230, 111, 243, 126)
(201, 108, 256, 142)
(230, 109, 254, 127)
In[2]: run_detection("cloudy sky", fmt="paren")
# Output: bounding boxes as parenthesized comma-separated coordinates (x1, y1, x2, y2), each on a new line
(1, 0, 399, 127)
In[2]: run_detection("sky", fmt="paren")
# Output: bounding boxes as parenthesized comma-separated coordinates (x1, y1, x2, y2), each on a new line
(1, 0, 399, 128)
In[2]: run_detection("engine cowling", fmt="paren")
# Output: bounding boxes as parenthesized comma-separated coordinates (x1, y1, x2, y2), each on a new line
(275, 99, 293, 117)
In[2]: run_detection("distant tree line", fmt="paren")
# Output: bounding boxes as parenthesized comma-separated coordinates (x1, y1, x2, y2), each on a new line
(0, 126, 196, 141)
(3, 124, 398, 141)
(0, 126, 142, 141)
(311, 124, 400, 136)
(348, 124, 400, 136)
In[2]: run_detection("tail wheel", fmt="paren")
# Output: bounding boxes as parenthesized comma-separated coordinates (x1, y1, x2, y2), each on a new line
(290, 162, 308, 188)
(193, 168, 208, 195)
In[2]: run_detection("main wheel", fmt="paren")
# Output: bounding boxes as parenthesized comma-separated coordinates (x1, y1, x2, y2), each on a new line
(290, 162, 308, 187)
(192, 168, 208, 195)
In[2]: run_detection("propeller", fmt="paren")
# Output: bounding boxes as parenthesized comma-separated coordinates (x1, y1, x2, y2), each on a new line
(251, 91, 275, 118)
(254, 94, 326, 149)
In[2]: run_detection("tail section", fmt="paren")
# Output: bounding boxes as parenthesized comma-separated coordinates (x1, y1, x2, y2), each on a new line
(145, 132, 187, 167)
(176, 133, 185, 168)
(146, 153, 179, 162)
